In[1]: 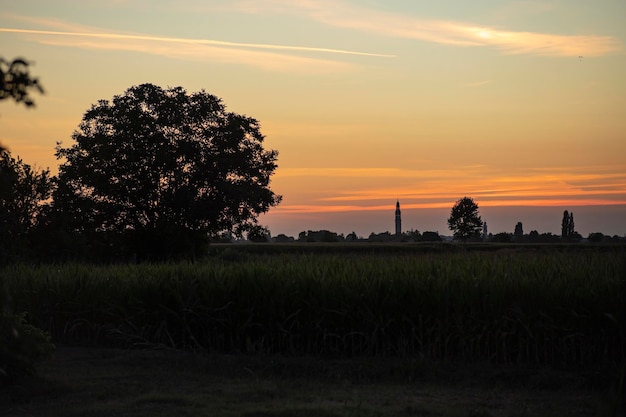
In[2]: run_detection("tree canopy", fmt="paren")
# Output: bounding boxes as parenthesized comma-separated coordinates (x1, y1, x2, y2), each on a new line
(447, 197, 483, 241)
(514, 221, 524, 241)
(0, 57, 43, 108)
(53, 83, 281, 257)
(0, 150, 53, 261)
(0, 56, 44, 152)
(561, 210, 576, 241)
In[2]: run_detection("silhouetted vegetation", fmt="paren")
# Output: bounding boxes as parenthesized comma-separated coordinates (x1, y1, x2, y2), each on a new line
(0, 310, 54, 385)
(298, 229, 343, 242)
(561, 210, 581, 242)
(0, 56, 44, 154)
(514, 221, 523, 241)
(0, 151, 53, 264)
(490, 232, 512, 243)
(0, 58, 52, 384)
(50, 84, 280, 260)
(447, 197, 483, 241)
(0, 57, 43, 108)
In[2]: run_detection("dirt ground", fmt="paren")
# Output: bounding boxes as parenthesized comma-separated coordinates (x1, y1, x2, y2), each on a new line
(1, 346, 620, 417)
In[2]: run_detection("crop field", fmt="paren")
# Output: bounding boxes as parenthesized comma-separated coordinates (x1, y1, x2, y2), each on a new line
(2, 243, 625, 367)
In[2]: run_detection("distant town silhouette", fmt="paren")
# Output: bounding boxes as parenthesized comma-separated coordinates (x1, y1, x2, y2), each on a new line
(246, 201, 626, 244)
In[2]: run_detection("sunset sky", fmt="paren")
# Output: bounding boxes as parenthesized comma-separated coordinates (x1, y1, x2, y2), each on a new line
(2, 0, 625, 238)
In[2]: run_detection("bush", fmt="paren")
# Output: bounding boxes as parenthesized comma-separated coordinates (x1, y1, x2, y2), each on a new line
(0, 310, 55, 384)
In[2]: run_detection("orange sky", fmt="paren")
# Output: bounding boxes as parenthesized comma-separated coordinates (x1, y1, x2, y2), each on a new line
(2, 1, 625, 237)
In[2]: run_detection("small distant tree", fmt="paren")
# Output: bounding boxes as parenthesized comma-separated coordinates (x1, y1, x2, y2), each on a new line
(247, 225, 270, 242)
(298, 230, 341, 242)
(569, 231, 583, 242)
(514, 222, 524, 241)
(540, 232, 561, 243)
(561, 210, 577, 241)
(420, 231, 442, 242)
(447, 197, 483, 241)
(368, 231, 395, 242)
(588, 232, 605, 243)
(273, 233, 294, 243)
(491, 232, 512, 243)
(316, 230, 341, 242)
(406, 229, 421, 242)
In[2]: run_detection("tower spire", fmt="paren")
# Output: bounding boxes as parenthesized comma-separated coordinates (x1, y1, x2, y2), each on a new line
(395, 200, 402, 236)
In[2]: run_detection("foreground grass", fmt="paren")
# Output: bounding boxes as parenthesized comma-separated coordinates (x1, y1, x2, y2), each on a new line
(1, 346, 614, 417)
(3, 245, 624, 365)
(1, 245, 624, 415)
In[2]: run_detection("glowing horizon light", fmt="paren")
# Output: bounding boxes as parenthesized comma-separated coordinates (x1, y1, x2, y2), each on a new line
(271, 198, 626, 215)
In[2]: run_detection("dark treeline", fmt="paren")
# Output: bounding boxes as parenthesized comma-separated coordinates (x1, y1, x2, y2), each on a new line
(267, 229, 625, 245)
(265, 205, 624, 245)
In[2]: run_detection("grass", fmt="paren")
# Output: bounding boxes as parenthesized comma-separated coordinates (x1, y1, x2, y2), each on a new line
(2, 245, 624, 365)
(1, 243, 624, 415)
(0, 346, 612, 417)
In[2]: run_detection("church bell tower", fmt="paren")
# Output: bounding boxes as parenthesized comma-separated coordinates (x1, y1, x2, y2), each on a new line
(395, 200, 402, 236)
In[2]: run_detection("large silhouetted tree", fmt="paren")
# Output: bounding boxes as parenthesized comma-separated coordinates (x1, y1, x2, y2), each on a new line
(53, 83, 281, 259)
(447, 197, 483, 241)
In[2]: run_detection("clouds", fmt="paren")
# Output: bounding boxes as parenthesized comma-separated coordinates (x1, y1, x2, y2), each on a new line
(234, 0, 623, 57)
(2, 0, 622, 79)
(0, 14, 392, 74)
(272, 165, 626, 214)
(458, 27, 620, 57)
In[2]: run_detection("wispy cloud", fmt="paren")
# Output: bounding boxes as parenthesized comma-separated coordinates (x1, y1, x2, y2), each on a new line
(235, 0, 623, 57)
(0, 28, 394, 58)
(272, 165, 626, 213)
(463, 80, 493, 87)
(0, 14, 393, 74)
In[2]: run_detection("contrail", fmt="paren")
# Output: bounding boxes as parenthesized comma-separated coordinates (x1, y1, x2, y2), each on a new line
(0, 28, 396, 58)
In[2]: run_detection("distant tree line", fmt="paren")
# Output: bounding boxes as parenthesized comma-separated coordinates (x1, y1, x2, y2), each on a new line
(279, 229, 444, 244)
(263, 228, 624, 245)
(259, 200, 624, 245)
